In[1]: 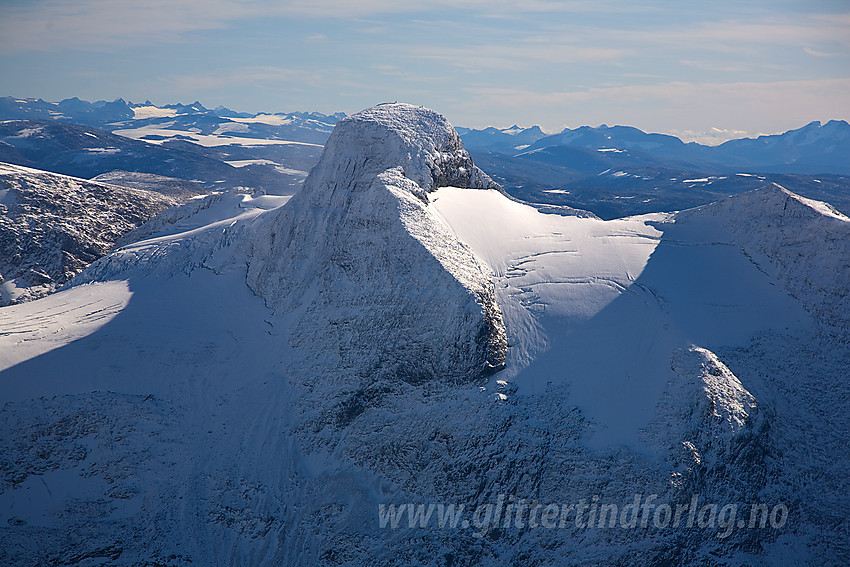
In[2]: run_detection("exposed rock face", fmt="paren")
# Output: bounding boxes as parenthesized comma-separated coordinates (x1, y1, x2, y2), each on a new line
(246, 103, 507, 386)
(652, 345, 766, 477)
(313, 104, 499, 194)
(0, 163, 175, 305)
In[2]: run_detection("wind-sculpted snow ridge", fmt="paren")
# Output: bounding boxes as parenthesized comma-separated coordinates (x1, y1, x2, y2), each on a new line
(246, 103, 507, 387)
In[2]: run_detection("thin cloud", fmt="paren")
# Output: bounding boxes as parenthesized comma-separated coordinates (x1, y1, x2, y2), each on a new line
(579, 13, 850, 54)
(803, 47, 840, 57)
(414, 44, 628, 71)
(0, 0, 687, 52)
(454, 77, 850, 134)
(679, 60, 752, 73)
(0, 0, 247, 51)
(161, 67, 322, 93)
(273, 0, 663, 18)
(668, 127, 760, 146)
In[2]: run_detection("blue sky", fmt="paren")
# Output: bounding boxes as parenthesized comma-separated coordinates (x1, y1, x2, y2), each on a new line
(1, 0, 848, 143)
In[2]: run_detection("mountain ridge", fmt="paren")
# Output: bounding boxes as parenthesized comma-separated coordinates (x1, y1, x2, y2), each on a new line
(462, 119, 850, 175)
(0, 162, 176, 305)
(3, 96, 847, 221)
(0, 103, 848, 565)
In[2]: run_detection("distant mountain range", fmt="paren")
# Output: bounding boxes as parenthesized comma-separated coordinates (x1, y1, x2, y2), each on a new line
(0, 97, 337, 196)
(459, 120, 850, 175)
(1, 96, 848, 219)
(0, 96, 343, 142)
(459, 121, 850, 219)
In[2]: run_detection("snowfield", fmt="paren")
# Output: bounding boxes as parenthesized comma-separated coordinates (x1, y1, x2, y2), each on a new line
(0, 280, 132, 373)
(1, 104, 848, 565)
(430, 183, 814, 450)
(113, 124, 326, 148)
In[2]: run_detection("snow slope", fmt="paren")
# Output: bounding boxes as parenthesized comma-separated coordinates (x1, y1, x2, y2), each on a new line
(430, 185, 810, 449)
(0, 281, 132, 372)
(0, 162, 175, 305)
(113, 124, 325, 148)
(1, 104, 848, 565)
(675, 184, 850, 328)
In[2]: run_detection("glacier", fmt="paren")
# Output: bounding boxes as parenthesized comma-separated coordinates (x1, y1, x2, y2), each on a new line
(0, 103, 848, 565)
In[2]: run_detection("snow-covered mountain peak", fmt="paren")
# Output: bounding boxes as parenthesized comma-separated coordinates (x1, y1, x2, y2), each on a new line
(245, 103, 507, 386)
(680, 182, 848, 226)
(676, 183, 850, 327)
(65, 103, 508, 388)
(309, 102, 497, 197)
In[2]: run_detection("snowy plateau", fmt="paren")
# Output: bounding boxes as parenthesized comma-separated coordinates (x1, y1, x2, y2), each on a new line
(1, 103, 849, 566)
